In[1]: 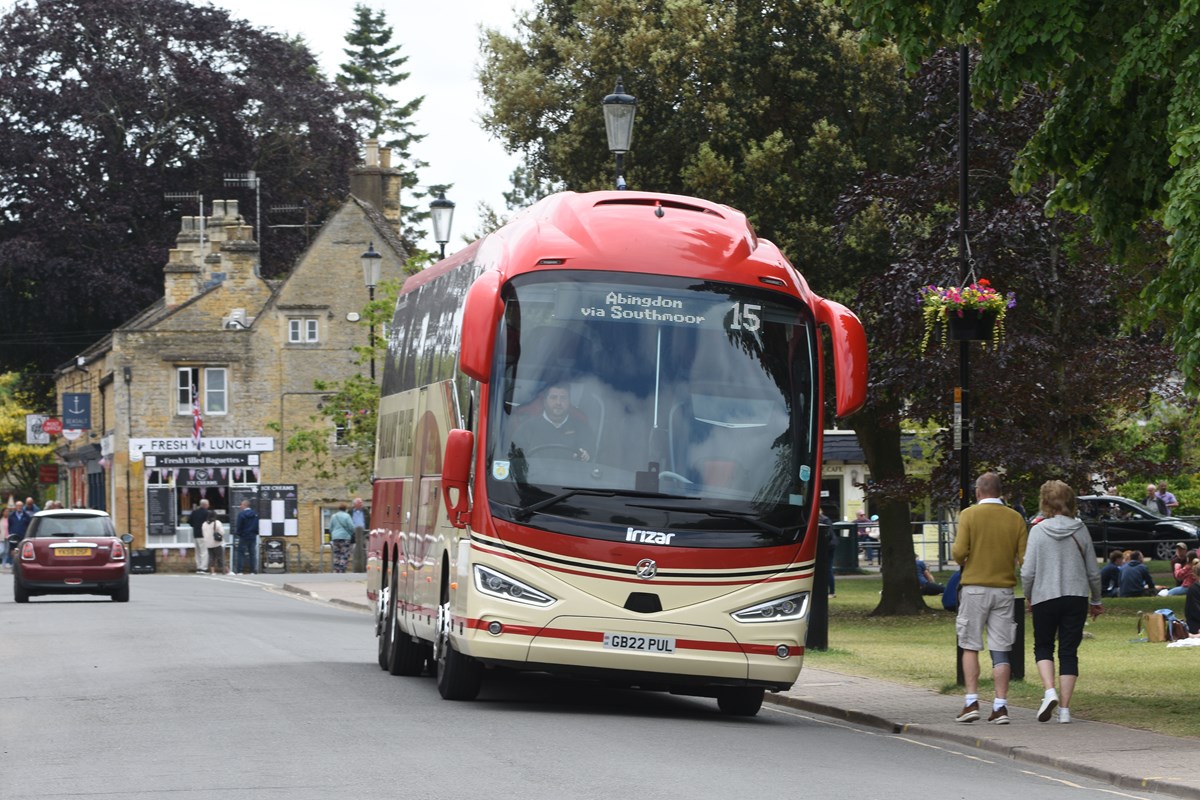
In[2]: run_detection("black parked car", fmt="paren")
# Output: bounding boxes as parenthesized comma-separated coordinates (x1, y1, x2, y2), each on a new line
(1075, 495, 1198, 561)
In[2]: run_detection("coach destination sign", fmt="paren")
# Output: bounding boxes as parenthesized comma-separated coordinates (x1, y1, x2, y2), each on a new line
(130, 437, 274, 456)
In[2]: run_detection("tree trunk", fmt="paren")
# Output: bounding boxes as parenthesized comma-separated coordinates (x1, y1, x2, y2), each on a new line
(850, 397, 929, 615)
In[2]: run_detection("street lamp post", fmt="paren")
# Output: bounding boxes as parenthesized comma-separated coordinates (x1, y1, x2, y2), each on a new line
(602, 77, 636, 190)
(430, 192, 455, 259)
(360, 242, 382, 381)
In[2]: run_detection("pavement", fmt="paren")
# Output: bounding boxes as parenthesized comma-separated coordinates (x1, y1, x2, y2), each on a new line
(262, 573, 1199, 799)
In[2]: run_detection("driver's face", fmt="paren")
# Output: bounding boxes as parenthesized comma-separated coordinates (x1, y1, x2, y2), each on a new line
(544, 387, 571, 423)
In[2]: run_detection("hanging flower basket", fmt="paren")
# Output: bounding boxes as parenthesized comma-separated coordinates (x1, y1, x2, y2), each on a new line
(918, 279, 1015, 349)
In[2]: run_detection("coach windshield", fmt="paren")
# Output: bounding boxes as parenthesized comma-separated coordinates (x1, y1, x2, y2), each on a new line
(484, 272, 820, 548)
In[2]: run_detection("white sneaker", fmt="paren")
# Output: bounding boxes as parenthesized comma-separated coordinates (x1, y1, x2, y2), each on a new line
(1059, 708, 1071, 724)
(1037, 693, 1059, 722)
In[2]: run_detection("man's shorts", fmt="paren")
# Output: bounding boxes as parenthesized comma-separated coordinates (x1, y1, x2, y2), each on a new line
(956, 585, 1016, 652)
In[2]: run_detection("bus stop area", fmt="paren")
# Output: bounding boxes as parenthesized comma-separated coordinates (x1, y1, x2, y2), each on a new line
(260, 572, 1200, 800)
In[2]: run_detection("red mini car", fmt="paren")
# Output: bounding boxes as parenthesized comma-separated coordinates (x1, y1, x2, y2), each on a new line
(10, 509, 133, 603)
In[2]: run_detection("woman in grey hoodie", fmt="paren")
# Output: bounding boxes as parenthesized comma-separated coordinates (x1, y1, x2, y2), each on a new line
(1021, 480, 1104, 724)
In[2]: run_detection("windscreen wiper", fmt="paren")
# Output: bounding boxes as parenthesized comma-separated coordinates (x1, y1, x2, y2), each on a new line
(628, 503, 791, 538)
(514, 487, 674, 520)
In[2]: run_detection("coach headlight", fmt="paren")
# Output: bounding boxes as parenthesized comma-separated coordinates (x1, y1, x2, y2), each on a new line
(473, 565, 556, 607)
(731, 592, 810, 624)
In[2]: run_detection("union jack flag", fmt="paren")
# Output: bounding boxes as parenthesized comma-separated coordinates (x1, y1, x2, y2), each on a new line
(191, 384, 203, 451)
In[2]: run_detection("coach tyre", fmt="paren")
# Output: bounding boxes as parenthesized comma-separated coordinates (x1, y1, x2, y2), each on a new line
(716, 686, 764, 716)
(435, 572, 483, 700)
(377, 572, 394, 670)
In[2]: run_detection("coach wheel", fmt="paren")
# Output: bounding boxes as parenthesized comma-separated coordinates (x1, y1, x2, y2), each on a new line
(377, 581, 393, 670)
(435, 600, 483, 700)
(716, 687, 764, 717)
(384, 572, 424, 676)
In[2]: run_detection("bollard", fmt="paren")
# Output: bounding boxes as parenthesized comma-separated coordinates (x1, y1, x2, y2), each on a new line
(955, 595, 1025, 685)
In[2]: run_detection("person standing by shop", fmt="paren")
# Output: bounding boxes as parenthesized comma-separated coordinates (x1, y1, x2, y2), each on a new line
(350, 497, 369, 572)
(201, 513, 225, 575)
(329, 503, 355, 573)
(188, 499, 210, 573)
(234, 499, 259, 575)
(951, 472, 1029, 725)
(1021, 480, 1104, 724)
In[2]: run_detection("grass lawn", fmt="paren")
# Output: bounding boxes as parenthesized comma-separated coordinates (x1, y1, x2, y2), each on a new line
(808, 565, 1199, 739)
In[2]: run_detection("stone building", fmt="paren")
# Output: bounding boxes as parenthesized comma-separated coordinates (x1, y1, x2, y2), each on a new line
(52, 145, 407, 571)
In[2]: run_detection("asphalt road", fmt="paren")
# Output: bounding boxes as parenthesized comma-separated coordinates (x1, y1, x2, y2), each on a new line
(0, 573, 1153, 800)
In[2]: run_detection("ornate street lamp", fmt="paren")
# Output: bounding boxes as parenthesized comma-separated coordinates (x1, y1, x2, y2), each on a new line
(360, 242, 382, 381)
(602, 77, 637, 190)
(430, 192, 455, 259)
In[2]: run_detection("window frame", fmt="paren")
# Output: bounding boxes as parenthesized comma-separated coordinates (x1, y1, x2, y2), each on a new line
(288, 316, 319, 344)
(175, 366, 228, 416)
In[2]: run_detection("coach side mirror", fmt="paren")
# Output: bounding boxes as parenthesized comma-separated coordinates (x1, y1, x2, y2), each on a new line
(814, 297, 868, 418)
(459, 271, 503, 383)
(442, 429, 475, 529)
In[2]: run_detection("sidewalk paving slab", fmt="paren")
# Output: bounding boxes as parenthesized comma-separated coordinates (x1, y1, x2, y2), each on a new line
(277, 577, 1200, 799)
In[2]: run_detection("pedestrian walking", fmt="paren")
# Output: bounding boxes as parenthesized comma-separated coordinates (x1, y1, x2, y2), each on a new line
(951, 472, 1028, 725)
(1021, 480, 1104, 725)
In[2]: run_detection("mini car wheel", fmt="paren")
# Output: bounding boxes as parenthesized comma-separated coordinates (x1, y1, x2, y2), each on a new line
(111, 580, 130, 603)
(14, 579, 30, 603)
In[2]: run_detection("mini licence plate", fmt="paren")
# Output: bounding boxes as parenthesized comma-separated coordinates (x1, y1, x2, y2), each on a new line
(602, 633, 676, 654)
(55, 548, 92, 557)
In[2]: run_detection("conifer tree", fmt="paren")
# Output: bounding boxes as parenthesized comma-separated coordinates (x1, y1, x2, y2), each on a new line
(338, 4, 429, 248)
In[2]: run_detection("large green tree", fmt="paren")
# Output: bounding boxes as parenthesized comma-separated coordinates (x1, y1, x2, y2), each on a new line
(0, 0, 359, 380)
(834, 0, 1200, 388)
(480, 0, 910, 276)
(338, 4, 429, 248)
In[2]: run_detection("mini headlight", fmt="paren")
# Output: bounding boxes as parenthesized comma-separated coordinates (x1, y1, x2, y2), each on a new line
(473, 565, 556, 607)
(731, 592, 810, 624)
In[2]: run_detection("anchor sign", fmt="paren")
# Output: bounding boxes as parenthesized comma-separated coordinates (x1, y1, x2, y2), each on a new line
(62, 393, 92, 430)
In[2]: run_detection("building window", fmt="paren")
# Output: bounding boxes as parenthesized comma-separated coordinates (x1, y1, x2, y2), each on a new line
(288, 317, 319, 343)
(176, 367, 228, 415)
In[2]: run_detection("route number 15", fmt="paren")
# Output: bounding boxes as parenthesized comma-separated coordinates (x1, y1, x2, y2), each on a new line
(730, 302, 761, 332)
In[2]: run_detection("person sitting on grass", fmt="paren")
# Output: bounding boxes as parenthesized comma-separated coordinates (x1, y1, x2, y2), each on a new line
(916, 554, 944, 595)
(1118, 551, 1156, 597)
(1099, 550, 1124, 598)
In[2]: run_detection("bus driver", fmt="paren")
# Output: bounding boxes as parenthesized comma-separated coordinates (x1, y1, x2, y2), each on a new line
(511, 382, 594, 462)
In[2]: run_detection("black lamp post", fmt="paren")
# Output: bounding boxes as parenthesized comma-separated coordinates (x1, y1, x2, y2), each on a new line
(602, 77, 636, 190)
(360, 242, 382, 381)
(430, 192, 455, 259)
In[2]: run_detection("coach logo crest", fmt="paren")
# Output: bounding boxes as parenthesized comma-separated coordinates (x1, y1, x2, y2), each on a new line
(635, 558, 657, 580)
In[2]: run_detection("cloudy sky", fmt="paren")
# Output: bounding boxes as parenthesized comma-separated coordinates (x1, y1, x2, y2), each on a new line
(204, 0, 534, 255)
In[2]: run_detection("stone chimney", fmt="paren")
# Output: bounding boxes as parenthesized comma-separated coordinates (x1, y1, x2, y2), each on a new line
(164, 247, 201, 307)
(215, 223, 260, 290)
(350, 138, 403, 232)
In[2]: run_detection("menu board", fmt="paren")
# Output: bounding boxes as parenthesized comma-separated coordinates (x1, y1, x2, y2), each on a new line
(147, 488, 175, 537)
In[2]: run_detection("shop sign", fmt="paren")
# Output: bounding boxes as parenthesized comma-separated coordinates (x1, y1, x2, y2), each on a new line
(130, 436, 274, 456)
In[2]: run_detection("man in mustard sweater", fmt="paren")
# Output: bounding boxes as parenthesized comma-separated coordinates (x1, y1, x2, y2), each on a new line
(951, 472, 1028, 724)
